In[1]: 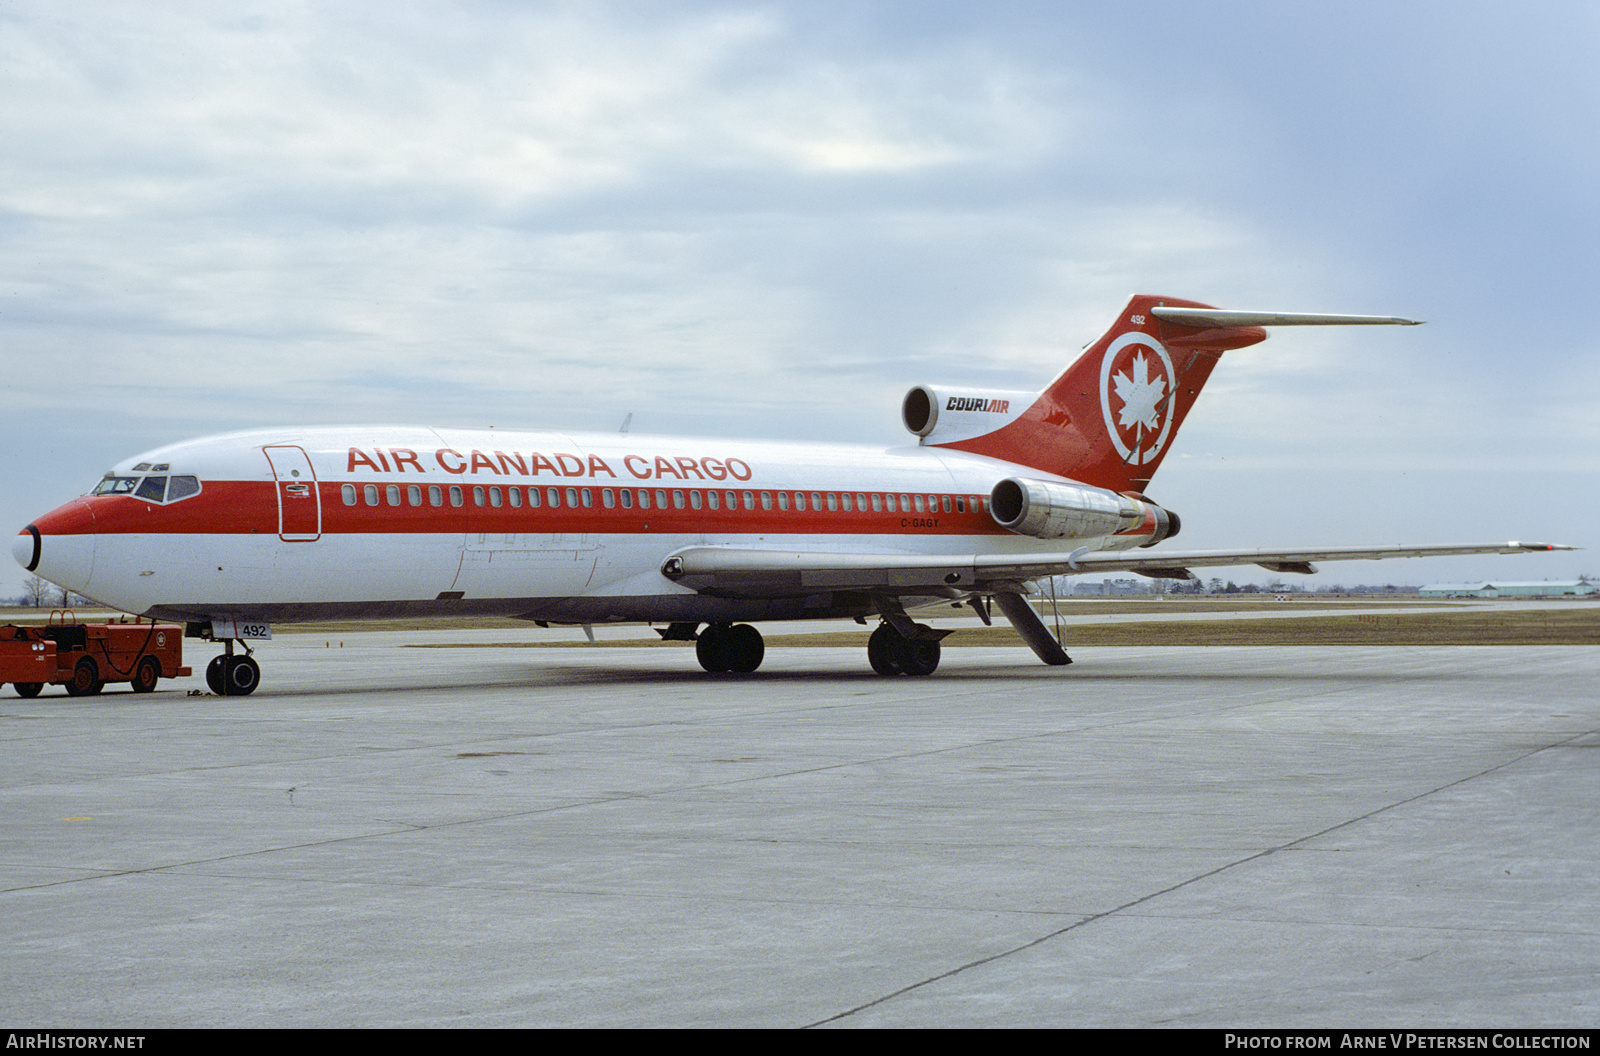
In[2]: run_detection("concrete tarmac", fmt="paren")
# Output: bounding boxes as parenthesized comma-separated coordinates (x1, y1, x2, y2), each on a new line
(1, 633, 1595, 1028)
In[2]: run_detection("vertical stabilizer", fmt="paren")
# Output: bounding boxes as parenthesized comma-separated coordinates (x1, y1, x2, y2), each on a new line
(933, 295, 1266, 493)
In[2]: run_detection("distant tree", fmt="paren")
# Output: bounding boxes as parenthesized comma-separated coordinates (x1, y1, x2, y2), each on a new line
(23, 574, 51, 608)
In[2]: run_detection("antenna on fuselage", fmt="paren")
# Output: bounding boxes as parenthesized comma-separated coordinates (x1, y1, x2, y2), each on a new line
(618, 413, 633, 434)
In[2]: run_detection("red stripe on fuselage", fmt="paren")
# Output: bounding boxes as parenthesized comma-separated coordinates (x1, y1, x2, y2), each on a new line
(37, 481, 1016, 538)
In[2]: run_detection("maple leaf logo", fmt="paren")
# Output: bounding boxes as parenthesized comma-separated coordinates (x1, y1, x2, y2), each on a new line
(1111, 351, 1167, 438)
(1098, 332, 1177, 467)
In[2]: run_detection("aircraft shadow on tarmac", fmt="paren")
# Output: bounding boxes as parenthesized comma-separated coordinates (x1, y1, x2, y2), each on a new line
(107, 650, 1493, 701)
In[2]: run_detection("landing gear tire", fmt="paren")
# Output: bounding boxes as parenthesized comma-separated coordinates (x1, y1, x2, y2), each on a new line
(901, 626, 941, 677)
(696, 625, 732, 673)
(868, 625, 904, 676)
(222, 655, 260, 696)
(14, 682, 43, 698)
(64, 657, 102, 696)
(726, 624, 765, 673)
(868, 623, 941, 677)
(697, 624, 766, 674)
(131, 656, 160, 693)
(206, 656, 226, 695)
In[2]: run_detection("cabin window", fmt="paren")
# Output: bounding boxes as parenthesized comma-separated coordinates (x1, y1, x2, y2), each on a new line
(942, 495, 952, 513)
(527, 487, 541, 508)
(855, 493, 867, 511)
(760, 491, 772, 511)
(690, 490, 703, 510)
(871, 494, 883, 512)
(793, 492, 805, 511)
(725, 490, 737, 509)
(342, 484, 357, 506)
(508, 487, 522, 508)
(777, 492, 789, 511)
(364, 484, 380, 506)
(602, 489, 615, 508)
(490, 487, 503, 508)
(620, 489, 633, 509)
(547, 487, 561, 508)
(472, 487, 486, 507)
(826, 493, 838, 512)
(655, 489, 668, 509)
(912, 495, 925, 513)
(387, 484, 401, 507)
(448, 486, 463, 507)
(565, 487, 579, 508)
(429, 485, 443, 507)
(408, 485, 423, 507)
(812, 492, 823, 511)
(635, 489, 648, 510)
(672, 490, 685, 509)
(955, 497, 966, 514)
(743, 491, 755, 511)
(581, 488, 593, 508)
(706, 491, 718, 510)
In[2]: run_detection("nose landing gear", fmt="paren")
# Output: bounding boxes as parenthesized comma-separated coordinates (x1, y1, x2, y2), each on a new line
(205, 639, 261, 696)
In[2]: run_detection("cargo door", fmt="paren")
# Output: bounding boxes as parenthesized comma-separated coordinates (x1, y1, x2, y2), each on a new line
(262, 445, 322, 541)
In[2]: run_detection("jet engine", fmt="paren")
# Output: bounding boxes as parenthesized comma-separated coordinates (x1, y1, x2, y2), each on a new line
(902, 385, 1035, 443)
(989, 477, 1180, 547)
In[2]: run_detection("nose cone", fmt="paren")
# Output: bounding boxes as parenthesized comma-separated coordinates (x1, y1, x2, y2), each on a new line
(21, 499, 97, 594)
(12, 527, 39, 571)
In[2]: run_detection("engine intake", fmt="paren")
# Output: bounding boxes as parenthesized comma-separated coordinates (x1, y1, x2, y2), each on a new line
(902, 385, 1035, 443)
(990, 477, 1179, 547)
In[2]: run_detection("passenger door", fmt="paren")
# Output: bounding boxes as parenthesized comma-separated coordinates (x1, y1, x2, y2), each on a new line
(262, 445, 322, 542)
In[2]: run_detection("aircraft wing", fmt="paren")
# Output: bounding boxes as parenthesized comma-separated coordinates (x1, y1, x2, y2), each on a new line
(661, 541, 1574, 597)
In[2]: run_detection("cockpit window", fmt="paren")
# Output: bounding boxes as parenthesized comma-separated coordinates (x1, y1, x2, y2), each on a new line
(167, 475, 201, 502)
(92, 473, 202, 504)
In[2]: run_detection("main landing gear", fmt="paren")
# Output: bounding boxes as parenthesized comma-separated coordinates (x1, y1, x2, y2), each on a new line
(689, 618, 949, 677)
(205, 639, 260, 696)
(867, 622, 942, 677)
(695, 623, 766, 673)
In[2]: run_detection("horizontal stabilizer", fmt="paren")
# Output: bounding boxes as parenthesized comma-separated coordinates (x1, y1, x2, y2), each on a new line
(1149, 307, 1423, 328)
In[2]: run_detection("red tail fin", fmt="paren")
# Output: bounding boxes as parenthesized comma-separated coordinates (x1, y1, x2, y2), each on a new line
(933, 295, 1267, 493)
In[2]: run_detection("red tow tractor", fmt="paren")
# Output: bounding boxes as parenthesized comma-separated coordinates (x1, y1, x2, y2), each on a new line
(0, 611, 191, 698)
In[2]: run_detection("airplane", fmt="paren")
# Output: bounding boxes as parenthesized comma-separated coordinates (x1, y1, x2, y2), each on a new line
(11, 294, 1571, 695)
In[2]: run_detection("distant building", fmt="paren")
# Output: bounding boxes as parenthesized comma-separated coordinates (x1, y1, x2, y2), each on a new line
(1419, 581, 1595, 598)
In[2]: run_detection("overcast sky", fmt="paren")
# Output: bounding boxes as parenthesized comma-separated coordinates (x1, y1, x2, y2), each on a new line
(4, 0, 1596, 595)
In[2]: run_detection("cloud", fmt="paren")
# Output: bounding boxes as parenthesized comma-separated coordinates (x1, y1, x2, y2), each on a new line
(2, 1, 1595, 593)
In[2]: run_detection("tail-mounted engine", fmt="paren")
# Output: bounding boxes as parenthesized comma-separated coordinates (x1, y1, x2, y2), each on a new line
(903, 385, 1036, 445)
(990, 477, 1180, 547)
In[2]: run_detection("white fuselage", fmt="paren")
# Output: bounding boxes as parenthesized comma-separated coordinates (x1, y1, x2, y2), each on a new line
(25, 425, 1150, 625)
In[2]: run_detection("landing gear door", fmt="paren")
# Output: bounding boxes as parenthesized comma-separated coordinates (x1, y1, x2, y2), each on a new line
(262, 445, 322, 542)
